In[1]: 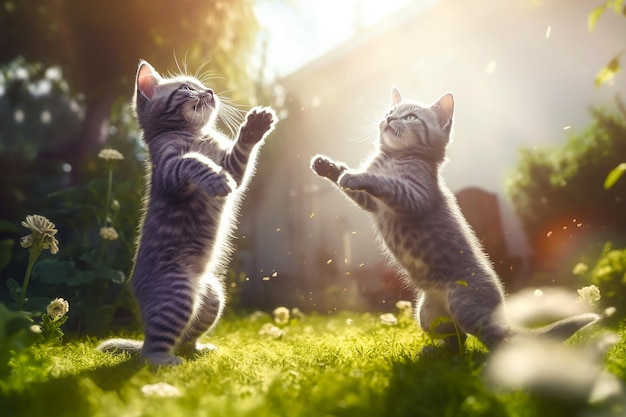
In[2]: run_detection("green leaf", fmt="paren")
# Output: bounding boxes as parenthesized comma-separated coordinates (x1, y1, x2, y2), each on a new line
(34, 259, 97, 287)
(588, 5, 606, 31)
(0, 239, 15, 273)
(0, 220, 20, 234)
(6, 277, 21, 300)
(604, 162, 626, 189)
(595, 54, 622, 87)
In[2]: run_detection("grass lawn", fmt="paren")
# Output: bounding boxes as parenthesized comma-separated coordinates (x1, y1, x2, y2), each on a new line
(1, 311, 625, 417)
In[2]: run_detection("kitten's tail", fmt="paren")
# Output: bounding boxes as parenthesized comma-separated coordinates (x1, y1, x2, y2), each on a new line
(97, 338, 143, 354)
(525, 313, 601, 340)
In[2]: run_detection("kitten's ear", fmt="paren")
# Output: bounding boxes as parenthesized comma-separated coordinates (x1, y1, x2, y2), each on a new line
(390, 87, 402, 106)
(432, 92, 454, 132)
(136, 60, 161, 100)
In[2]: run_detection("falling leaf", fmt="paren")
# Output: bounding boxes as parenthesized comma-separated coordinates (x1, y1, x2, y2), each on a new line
(595, 53, 622, 87)
(588, 5, 606, 31)
(604, 162, 626, 189)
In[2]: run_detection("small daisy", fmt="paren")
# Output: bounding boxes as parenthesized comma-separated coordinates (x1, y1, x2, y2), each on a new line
(47, 297, 69, 321)
(97, 148, 124, 161)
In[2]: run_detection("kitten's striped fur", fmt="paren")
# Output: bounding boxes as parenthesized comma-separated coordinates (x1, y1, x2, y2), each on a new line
(311, 88, 598, 352)
(97, 60, 277, 366)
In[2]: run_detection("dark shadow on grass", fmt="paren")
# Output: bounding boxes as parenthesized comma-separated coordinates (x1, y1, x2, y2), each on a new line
(0, 356, 145, 417)
(86, 355, 145, 391)
(377, 347, 512, 417)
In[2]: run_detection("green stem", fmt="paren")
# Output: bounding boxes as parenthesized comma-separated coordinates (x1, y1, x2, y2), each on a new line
(104, 168, 113, 226)
(18, 251, 40, 311)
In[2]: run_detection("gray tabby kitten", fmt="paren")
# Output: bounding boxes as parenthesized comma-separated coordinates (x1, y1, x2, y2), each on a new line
(97, 60, 277, 366)
(311, 88, 598, 352)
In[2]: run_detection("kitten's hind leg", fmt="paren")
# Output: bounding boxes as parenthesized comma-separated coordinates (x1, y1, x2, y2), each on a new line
(135, 270, 196, 366)
(447, 285, 510, 351)
(177, 276, 225, 356)
(417, 291, 467, 352)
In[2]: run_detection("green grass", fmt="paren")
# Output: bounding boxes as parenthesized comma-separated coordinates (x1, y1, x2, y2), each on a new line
(1, 312, 624, 417)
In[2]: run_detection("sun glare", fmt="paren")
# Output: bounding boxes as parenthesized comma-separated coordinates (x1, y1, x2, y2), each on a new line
(256, 0, 414, 78)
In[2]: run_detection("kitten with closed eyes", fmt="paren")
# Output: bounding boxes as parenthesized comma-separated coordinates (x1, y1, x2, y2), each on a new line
(311, 87, 598, 352)
(97, 60, 277, 366)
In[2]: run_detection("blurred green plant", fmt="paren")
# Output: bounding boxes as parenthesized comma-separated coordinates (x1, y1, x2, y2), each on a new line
(0, 302, 37, 376)
(573, 244, 626, 323)
(507, 98, 626, 274)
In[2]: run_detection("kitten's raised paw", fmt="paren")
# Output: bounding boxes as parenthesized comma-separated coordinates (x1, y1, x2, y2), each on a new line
(241, 107, 277, 145)
(311, 155, 342, 182)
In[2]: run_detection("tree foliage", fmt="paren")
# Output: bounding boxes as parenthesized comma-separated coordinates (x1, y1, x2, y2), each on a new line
(0, 0, 261, 169)
(508, 99, 626, 269)
(0, 0, 259, 101)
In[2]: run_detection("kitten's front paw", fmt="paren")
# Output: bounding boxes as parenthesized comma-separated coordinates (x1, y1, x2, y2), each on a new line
(241, 107, 278, 145)
(339, 173, 364, 191)
(203, 171, 236, 197)
(311, 155, 343, 182)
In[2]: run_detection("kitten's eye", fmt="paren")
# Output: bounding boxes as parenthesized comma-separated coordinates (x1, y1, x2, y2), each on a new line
(180, 84, 192, 92)
(403, 114, 417, 121)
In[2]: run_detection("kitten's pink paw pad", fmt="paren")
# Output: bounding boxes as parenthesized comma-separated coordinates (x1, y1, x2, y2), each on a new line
(311, 155, 342, 182)
(242, 107, 277, 144)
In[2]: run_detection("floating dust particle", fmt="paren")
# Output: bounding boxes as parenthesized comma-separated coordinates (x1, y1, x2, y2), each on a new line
(547, 231, 553, 237)
(262, 277, 270, 281)
(359, 263, 365, 268)
(310, 212, 315, 219)
(563, 226, 568, 230)
(344, 258, 348, 264)
(245, 277, 250, 281)
(326, 259, 333, 264)
(275, 228, 281, 232)
(271, 271, 278, 278)
(345, 272, 350, 276)
(534, 289, 543, 297)
(577, 223, 583, 227)
(351, 231, 357, 235)
(563, 126, 571, 130)
(545, 25, 552, 39)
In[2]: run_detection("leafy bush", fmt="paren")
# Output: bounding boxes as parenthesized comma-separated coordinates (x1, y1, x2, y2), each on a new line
(508, 98, 626, 274)
(577, 244, 626, 323)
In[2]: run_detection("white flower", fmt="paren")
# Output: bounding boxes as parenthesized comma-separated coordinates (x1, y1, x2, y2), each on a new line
(141, 382, 182, 398)
(97, 148, 124, 161)
(573, 263, 589, 276)
(47, 297, 69, 321)
(395, 300, 413, 318)
(380, 313, 398, 326)
(578, 285, 601, 308)
(291, 307, 305, 320)
(273, 306, 290, 325)
(21, 214, 59, 255)
(259, 323, 284, 339)
(99, 227, 119, 241)
(248, 310, 270, 322)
